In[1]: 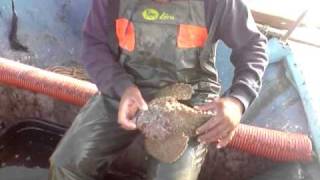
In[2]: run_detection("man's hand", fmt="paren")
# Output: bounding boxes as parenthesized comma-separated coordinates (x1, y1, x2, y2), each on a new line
(118, 85, 148, 130)
(196, 97, 243, 148)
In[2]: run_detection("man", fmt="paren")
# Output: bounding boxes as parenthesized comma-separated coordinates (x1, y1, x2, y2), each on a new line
(49, 0, 268, 179)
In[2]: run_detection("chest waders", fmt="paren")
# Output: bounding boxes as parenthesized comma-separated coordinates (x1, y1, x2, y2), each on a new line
(117, 0, 221, 179)
(49, 1, 223, 180)
(117, 0, 221, 104)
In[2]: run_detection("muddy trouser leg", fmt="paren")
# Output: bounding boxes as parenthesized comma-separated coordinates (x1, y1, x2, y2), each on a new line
(49, 94, 139, 180)
(147, 139, 208, 180)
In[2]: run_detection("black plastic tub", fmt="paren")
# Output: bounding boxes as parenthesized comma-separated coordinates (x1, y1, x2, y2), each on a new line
(0, 118, 140, 180)
(0, 118, 65, 180)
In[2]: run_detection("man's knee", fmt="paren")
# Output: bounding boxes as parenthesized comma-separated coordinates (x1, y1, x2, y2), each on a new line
(49, 147, 98, 180)
(49, 146, 73, 174)
(147, 141, 207, 180)
(49, 148, 72, 180)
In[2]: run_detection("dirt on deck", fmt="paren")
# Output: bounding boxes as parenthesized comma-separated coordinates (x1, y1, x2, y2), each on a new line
(0, 85, 80, 127)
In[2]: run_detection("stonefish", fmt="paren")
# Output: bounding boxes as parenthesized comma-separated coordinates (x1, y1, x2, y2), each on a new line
(135, 83, 214, 163)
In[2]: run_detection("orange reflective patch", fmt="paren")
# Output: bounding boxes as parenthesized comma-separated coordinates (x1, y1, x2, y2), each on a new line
(116, 18, 135, 52)
(177, 24, 208, 48)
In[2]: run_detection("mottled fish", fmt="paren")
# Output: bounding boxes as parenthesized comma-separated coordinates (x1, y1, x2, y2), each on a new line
(136, 83, 213, 163)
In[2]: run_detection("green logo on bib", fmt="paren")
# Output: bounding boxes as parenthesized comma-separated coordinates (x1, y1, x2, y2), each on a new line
(142, 8, 160, 21)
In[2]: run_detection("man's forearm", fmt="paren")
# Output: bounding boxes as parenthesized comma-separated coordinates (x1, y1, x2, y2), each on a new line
(228, 34, 268, 111)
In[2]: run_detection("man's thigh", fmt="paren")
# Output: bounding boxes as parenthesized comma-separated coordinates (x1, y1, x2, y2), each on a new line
(50, 94, 139, 177)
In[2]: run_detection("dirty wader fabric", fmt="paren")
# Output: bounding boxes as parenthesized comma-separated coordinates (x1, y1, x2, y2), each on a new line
(49, 0, 221, 179)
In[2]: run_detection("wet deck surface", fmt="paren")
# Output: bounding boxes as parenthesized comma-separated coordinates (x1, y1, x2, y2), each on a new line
(0, 167, 48, 180)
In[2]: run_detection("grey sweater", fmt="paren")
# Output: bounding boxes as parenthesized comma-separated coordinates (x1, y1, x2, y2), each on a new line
(80, 0, 268, 111)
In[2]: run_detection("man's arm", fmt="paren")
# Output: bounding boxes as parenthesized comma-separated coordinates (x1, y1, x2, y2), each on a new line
(217, 0, 269, 111)
(80, 0, 133, 98)
(197, 0, 268, 147)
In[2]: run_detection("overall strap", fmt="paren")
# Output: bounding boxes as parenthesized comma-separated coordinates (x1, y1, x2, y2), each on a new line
(199, 1, 224, 75)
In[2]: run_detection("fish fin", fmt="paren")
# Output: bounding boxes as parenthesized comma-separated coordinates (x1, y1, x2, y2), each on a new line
(145, 133, 189, 163)
(155, 83, 193, 100)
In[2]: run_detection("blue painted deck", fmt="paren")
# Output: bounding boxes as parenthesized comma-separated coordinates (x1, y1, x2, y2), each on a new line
(217, 39, 309, 134)
(285, 42, 320, 159)
(217, 37, 320, 160)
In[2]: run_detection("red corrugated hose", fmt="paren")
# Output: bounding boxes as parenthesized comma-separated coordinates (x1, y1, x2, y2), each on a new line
(0, 58, 313, 162)
(0, 58, 98, 106)
(230, 124, 312, 162)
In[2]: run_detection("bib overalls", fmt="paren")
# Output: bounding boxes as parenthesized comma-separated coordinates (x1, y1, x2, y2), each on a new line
(49, 0, 222, 179)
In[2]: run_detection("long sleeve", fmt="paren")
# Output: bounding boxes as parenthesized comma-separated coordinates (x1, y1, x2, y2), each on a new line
(80, 0, 133, 98)
(214, 0, 269, 111)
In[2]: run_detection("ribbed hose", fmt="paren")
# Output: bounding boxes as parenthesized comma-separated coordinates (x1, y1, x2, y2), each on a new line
(230, 124, 312, 161)
(0, 58, 313, 162)
(0, 58, 97, 106)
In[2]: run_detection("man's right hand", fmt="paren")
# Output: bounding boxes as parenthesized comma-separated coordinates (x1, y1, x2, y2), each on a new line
(118, 85, 148, 130)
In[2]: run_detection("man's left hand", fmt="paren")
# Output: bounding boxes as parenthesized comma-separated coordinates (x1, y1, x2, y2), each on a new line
(196, 97, 243, 148)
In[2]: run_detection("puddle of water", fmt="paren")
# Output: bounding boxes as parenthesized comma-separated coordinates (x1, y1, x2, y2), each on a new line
(0, 166, 48, 180)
